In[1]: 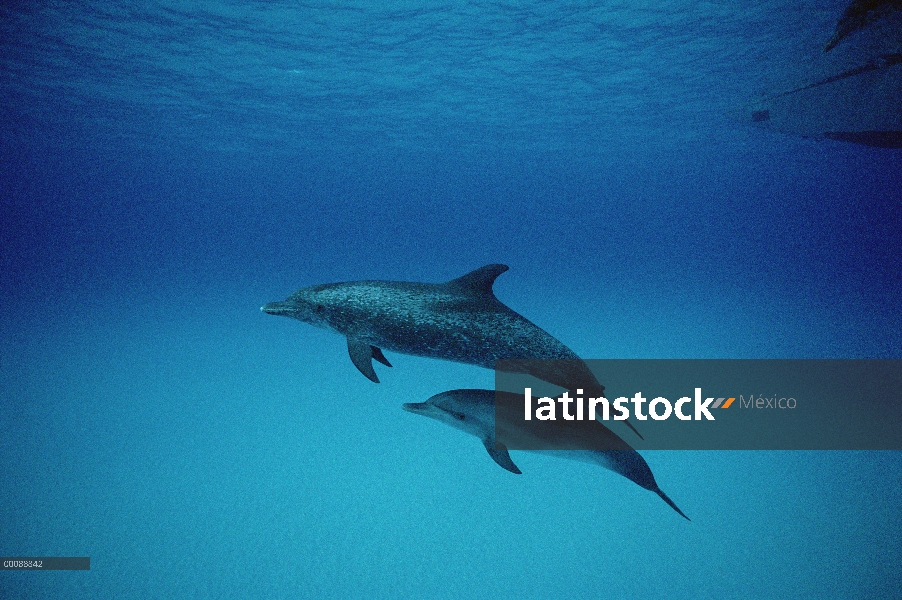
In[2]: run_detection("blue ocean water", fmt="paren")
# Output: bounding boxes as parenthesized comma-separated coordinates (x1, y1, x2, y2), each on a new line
(1, 1, 901, 598)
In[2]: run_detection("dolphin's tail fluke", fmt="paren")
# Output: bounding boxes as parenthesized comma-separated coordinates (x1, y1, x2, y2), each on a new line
(625, 419, 644, 440)
(654, 487, 690, 521)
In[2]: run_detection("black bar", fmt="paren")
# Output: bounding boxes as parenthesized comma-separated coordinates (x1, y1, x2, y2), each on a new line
(496, 359, 902, 450)
(1, 557, 90, 570)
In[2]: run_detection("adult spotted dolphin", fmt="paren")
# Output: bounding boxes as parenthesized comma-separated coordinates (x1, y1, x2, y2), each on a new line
(404, 389, 689, 520)
(262, 264, 642, 439)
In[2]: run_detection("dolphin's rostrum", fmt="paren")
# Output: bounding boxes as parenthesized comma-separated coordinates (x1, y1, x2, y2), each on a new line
(262, 264, 643, 439)
(404, 389, 690, 520)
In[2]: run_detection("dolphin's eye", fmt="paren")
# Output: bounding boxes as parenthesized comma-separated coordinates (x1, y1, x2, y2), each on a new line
(451, 411, 466, 421)
(315, 304, 325, 313)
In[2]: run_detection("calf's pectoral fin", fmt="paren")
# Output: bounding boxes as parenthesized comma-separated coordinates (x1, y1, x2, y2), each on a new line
(483, 439, 521, 474)
(347, 337, 382, 383)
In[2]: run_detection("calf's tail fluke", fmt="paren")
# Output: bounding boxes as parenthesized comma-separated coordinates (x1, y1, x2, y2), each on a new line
(655, 487, 691, 521)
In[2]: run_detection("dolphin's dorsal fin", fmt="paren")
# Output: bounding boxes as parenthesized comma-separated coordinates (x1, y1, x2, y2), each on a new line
(446, 264, 509, 296)
(482, 438, 521, 474)
(347, 337, 390, 383)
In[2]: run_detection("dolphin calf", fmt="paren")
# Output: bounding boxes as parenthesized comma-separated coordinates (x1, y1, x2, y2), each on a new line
(403, 389, 689, 520)
(262, 264, 642, 439)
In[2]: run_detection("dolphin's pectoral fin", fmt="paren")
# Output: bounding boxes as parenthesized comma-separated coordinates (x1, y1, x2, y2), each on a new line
(347, 337, 381, 383)
(483, 439, 521, 474)
(371, 346, 392, 367)
(446, 264, 509, 296)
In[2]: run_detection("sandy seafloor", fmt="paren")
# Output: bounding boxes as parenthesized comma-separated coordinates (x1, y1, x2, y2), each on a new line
(1, 1, 901, 598)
